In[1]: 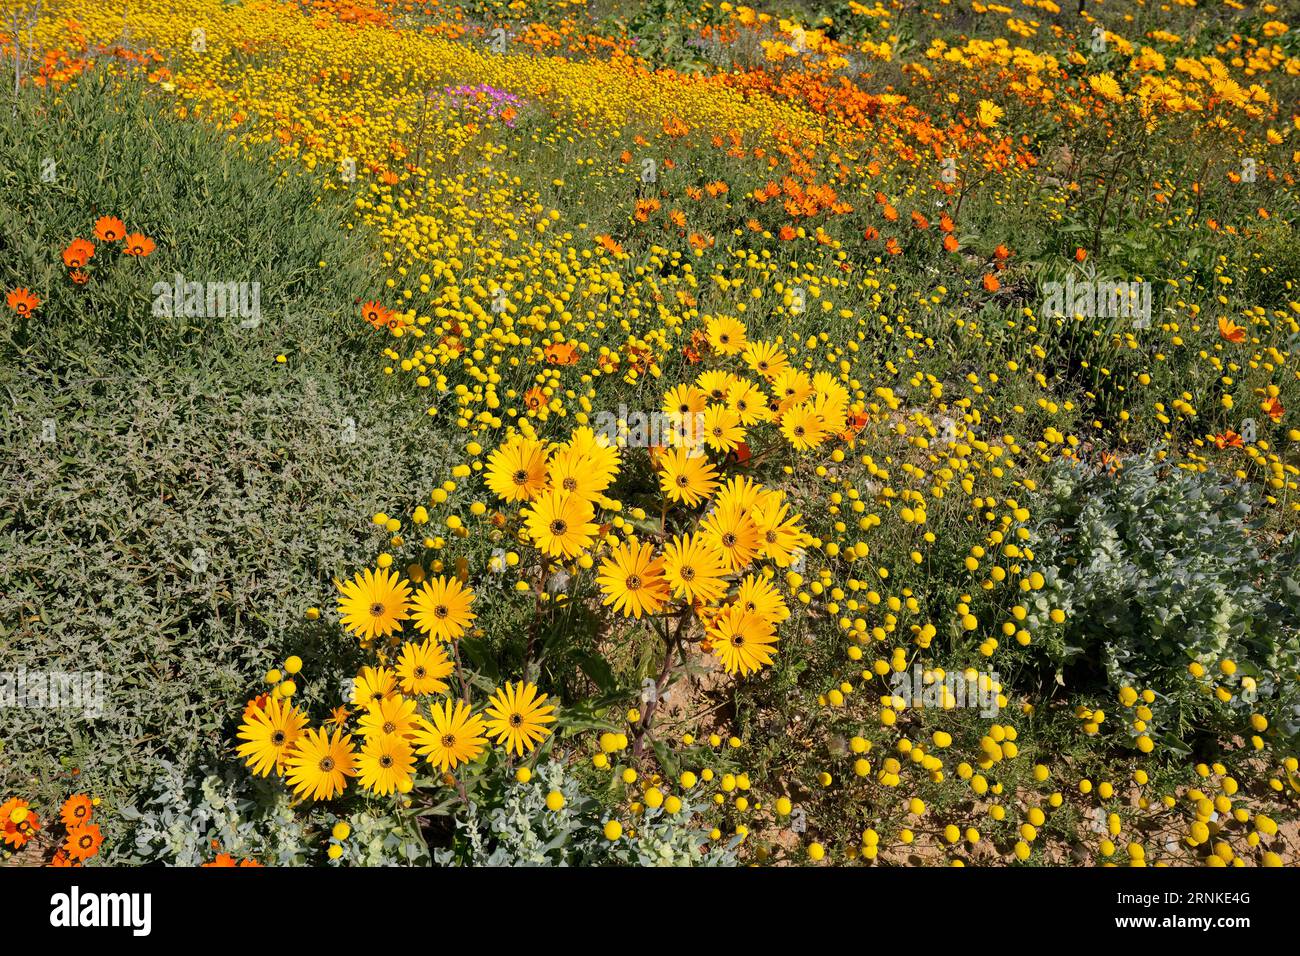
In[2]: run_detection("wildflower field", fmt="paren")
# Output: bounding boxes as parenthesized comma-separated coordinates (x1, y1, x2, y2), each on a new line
(3, 0, 1300, 874)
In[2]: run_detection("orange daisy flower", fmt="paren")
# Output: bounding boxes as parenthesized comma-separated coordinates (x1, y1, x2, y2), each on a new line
(62, 238, 95, 269)
(5, 288, 40, 316)
(360, 300, 391, 328)
(64, 822, 104, 861)
(94, 215, 127, 242)
(60, 794, 94, 828)
(122, 233, 156, 257)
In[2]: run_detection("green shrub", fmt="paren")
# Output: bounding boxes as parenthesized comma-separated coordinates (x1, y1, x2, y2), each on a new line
(1020, 454, 1300, 751)
(0, 75, 444, 847)
(435, 759, 741, 866)
(118, 759, 312, 866)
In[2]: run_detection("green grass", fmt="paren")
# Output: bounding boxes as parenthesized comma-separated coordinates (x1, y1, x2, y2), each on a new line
(0, 75, 448, 859)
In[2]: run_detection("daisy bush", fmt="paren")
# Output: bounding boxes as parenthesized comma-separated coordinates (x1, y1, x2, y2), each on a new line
(6, 0, 1300, 867)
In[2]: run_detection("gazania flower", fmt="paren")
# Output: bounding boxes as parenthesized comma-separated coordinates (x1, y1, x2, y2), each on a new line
(735, 572, 791, 623)
(715, 474, 766, 514)
(336, 568, 411, 642)
(121, 232, 156, 257)
(726, 379, 769, 425)
(1218, 316, 1247, 343)
(64, 823, 104, 862)
(743, 340, 788, 380)
(547, 446, 609, 502)
(696, 370, 736, 404)
(356, 693, 420, 740)
(60, 794, 93, 829)
(976, 99, 1004, 128)
(351, 667, 398, 711)
(5, 288, 39, 316)
(1, 799, 39, 848)
(360, 300, 392, 328)
(700, 503, 761, 572)
(523, 488, 597, 558)
(485, 435, 548, 503)
(663, 383, 707, 422)
(544, 341, 579, 365)
(708, 604, 778, 675)
(413, 698, 487, 771)
(699, 404, 745, 455)
(203, 853, 238, 867)
(68, 268, 90, 286)
(236, 694, 308, 776)
(753, 498, 807, 568)
(285, 727, 356, 801)
(658, 446, 719, 506)
(771, 368, 813, 411)
(395, 638, 453, 696)
(706, 315, 748, 355)
(560, 427, 621, 491)
(94, 215, 126, 242)
(62, 238, 95, 269)
(411, 575, 476, 641)
(483, 681, 557, 756)
(780, 403, 828, 450)
(662, 533, 729, 604)
(597, 539, 671, 618)
(356, 733, 415, 796)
